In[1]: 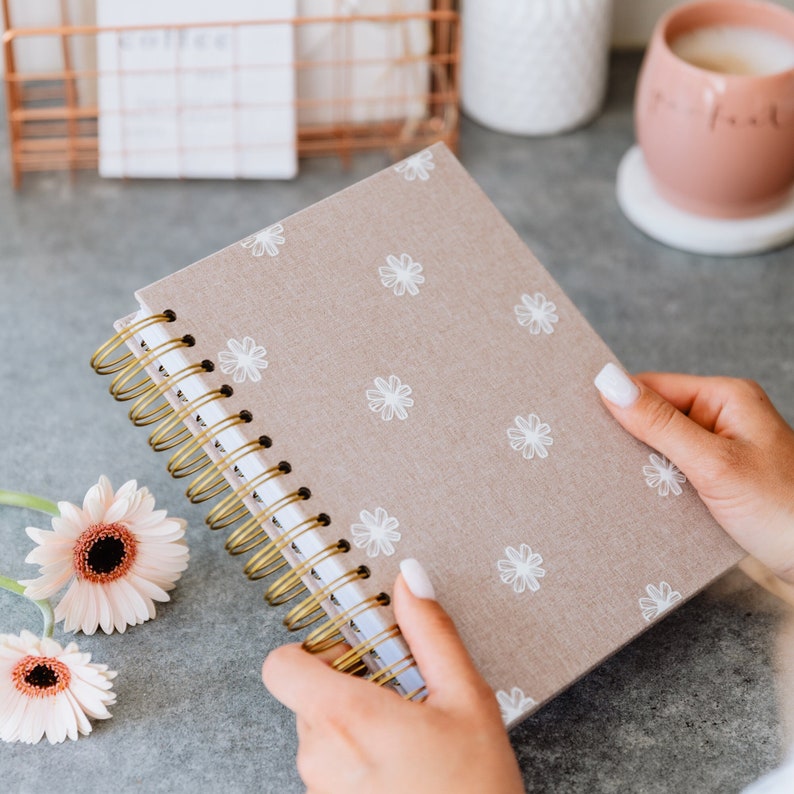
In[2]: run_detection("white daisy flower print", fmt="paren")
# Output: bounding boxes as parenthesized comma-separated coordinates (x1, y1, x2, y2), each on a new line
(508, 414, 553, 459)
(366, 375, 414, 421)
(639, 582, 682, 622)
(394, 149, 435, 181)
(496, 686, 537, 725)
(515, 292, 559, 335)
(379, 253, 425, 297)
(643, 453, 686, 496)
(21, 476, 189, 635)
(218, 336, 268, 383)
(240, 223, 285, 257)
(350, 508, 401, 558)
(0, 630, 116, 744)
(498, 544, 546, 594)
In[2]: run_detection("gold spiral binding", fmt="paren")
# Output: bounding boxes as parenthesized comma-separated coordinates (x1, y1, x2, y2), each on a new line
(225, 487, 311, 555)
(302, 593, 391, 655)
(166, 410, 253, 479)
(109, 363, 158, 403)
(205, 461, 291, 530)
(401, 684, 429, 702)
(331, 624, 401, 674)
(129, 360, 214, 426)
(108, 334, 195, 401)
(368, 654, 417, 689)
(329, 649, 370, 677)
(90, 310, 176, 375)
(92, 315, 420, 695)
(243, 513, 331, 581)
(336, 628, 423, 696)
(283, 565, 370, 632)
(265, 540, 351, 607)
(148, 386, 233, 452)
(184, 436, 272, 504)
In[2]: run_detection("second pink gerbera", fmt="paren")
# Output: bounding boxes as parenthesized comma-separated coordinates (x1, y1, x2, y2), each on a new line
(21, 476, 189, 634)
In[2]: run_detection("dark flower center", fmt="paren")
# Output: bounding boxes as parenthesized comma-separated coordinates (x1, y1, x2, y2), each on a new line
(87, 535, 126, 575)
(73, 522, 137, 583)
(13, 655, 71, 697)
(25, 663, 59, 689)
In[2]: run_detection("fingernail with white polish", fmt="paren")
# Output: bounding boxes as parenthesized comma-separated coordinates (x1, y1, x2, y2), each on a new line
(594, 363, 640, 408)
(400, 558, 436, 600)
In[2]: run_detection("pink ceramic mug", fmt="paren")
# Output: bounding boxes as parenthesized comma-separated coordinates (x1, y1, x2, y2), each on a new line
(635, 0, 794, 218)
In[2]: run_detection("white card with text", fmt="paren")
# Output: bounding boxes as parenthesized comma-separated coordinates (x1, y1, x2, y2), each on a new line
(97, 1, 297, 179)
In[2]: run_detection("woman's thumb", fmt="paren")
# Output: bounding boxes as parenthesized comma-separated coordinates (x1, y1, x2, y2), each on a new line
(394, 559, 492, 708)
(594, 363, 717, 484)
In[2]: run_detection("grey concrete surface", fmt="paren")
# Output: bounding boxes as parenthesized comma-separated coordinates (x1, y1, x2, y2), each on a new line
(1, 53, 792, 793)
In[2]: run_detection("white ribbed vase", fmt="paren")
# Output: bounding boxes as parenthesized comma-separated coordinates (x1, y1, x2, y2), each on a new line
(461, 0, 614, 135)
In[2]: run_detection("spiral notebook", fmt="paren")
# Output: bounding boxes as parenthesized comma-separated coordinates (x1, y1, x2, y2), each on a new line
(91, 143, 743, 728)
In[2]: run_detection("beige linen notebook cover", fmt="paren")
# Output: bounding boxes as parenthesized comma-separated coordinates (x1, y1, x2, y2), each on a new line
(94, 143, 743, 728)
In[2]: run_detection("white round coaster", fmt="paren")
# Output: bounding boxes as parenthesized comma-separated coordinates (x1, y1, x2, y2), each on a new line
(616, 145, 794, 256)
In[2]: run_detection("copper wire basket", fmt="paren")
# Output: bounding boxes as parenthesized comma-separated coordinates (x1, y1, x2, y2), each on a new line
(1, 1, 459, 186)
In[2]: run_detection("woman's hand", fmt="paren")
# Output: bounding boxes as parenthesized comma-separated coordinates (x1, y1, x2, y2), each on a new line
(261, 561, 524, 794)
(595, 366, 794, 583)
(261, 366, 794, 794)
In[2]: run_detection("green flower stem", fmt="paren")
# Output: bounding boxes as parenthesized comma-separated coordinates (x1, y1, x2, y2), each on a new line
(0, 574, 54, 638)
(1, 489, 58, 638)
(0, 489, 59, 516)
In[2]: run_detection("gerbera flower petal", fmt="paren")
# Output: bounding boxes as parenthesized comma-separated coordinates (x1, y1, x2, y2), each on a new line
(67, 676, 114, 720)
(25, 526, 58, 546)
(60, 582, 104, 635)
(82, 586, 100, 636)
(46, 692, 72, 744)
(100, 582, 134, 633)
(97, 589, 114, 635)
(55, 580, 94, 634)
(83, 477, 113, 520)
(136, 522, 187, 545)
(28, 558, 73, 581)
(18, 573, 60, 602)
(23, 477, 188, 634)
(0, 631, 115, 744)
(1, 691, 25, 742)
(112, 477, 139, 502)
(131, 508, 171, 531)
(132, 567, 184, 590)
(61, 690, 90, 739)
(127, 573, 171, 603)
(21, 569, 70, 602)
(112, 577, 154, 627)
(51, 503, 87, 538)
(23, 540, 70, 567)
(101, 499, 127, 525)
(121, 490, 156, 525)
(134, 550, 187, 572)
(137, 539, 190, 559)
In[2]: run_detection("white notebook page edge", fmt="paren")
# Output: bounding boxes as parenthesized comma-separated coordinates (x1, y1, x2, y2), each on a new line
(120, 308, 425, 697)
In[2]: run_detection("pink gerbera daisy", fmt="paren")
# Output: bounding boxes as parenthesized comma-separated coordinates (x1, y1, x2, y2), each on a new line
(21, 476, 189, 634)
(0, 630, 116, 744)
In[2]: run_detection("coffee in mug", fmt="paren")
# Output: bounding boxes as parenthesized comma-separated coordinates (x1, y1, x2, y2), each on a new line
(635, 0, 794, 219)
